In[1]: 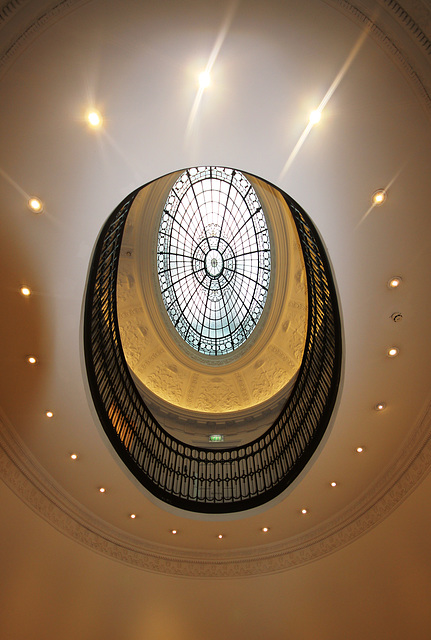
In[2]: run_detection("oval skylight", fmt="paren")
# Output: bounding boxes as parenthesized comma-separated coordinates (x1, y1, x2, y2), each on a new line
(157, 167, 271, 355)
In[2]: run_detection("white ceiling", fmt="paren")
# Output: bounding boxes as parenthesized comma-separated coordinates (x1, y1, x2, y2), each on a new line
(1, 0, 431, 637)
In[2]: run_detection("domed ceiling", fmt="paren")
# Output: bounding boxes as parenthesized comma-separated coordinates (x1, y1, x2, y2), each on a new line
(116, 168, 308, 442)
(0, 0, 431, 590)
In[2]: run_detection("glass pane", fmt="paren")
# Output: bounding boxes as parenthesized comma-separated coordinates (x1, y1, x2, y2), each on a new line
(157, 167, 271, 355)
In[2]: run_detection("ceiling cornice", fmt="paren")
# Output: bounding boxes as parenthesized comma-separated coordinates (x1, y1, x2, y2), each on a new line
(381, 0, 431, 43)
(1, 400, 430, 577)
(324, 0, 431, 115)
(0, 0, 30, 28)
(0, 0, 91, 77)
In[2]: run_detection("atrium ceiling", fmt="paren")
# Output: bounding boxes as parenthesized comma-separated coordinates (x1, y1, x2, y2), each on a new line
(1, 1, 431, 638)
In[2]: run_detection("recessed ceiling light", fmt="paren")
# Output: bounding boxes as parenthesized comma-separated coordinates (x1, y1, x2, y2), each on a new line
(87, 110, 102, 127)
(262, 527, 269, 533)
(99, 487, 106, 493)
(45, 411, 54, 418)
(130, 513, 136, 519)
(375, 402, 386, 411)
(309, 109, 321, 124)
(388, 276, 402, 289)
(20, 286, 31, 297)
(28, 197, 43, 213)
(70, 453, 78, 460)
(301, 508, 308, 515)
(199, 71, 210, 89)
(27, 356, 37, 364)
(330, 481, 337, 487)
(171, 529, 177, 535)
(218, 534, 223, 539)
(387, 347, 399, 357)
(356, 447, 364, 453)
(372, 189, 387, 206)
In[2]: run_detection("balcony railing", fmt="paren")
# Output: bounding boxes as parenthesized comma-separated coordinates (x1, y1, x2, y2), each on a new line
(84, 175, 342, 513)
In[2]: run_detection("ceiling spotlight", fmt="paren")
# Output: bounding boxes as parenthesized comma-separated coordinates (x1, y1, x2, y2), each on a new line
(374, 402, 386, 411)
(356, 447, 364, 453)
(20, 286, 31, 297)
(199, 71, 210, 89)
(330, 481, 337, 487)
(99, 487, 106, 493)
(87, 110, 102, 128)
(28, 197, 43, 213)
(171, 529, 177, 535)
(262, 527, 269, 533)
(309, 110, 321, 125)
(70, 453, 78, 460)
(218, 534, 224, 539)
(27, 356, 37, 364)
(45, 411, 54, 418)
(372, 189, 387, 206)
(388, 276, 402, 289)
(301, 508, 308, 515)
(130, 513, 136, 519)
(387, 347, 399, 358)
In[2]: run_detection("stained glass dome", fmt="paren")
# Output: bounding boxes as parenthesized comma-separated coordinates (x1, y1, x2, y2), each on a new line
(157, 167, 271, 355)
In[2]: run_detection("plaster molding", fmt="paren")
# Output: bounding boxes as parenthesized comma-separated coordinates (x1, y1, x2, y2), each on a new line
(0, 0, 29, 29)
(324, 0, 431, 115)
(381, 0, 431, 46)
(117, 172, 307, 419)
(0, 0, 430, 577)
(1, 400, 430, 578)
(0, 0, 91, 76)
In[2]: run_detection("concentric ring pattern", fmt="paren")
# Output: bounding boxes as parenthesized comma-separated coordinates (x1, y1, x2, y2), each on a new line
(157, 167, 271, 355)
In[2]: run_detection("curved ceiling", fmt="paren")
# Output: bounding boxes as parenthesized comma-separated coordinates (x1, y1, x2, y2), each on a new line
(116, 169, 307, 443)
(1, 0, 431, 622)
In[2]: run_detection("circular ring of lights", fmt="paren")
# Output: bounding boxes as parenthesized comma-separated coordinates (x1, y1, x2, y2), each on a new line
(157, 167, 271, 356)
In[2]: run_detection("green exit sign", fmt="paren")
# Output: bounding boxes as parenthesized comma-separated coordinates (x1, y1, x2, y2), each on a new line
(209, 434, 224, 443)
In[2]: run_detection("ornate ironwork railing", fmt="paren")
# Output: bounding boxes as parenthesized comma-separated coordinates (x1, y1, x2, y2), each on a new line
(84, 174, 342, 513)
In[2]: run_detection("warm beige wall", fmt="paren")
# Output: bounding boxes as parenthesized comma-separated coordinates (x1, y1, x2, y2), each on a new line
(2, 473, 431, 640)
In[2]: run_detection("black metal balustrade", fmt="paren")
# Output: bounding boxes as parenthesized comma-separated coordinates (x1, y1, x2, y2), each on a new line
(84, 173, 342, 513)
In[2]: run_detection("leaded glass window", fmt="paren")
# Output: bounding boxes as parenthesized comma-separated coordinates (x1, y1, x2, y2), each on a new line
(157, 167, 271, 355)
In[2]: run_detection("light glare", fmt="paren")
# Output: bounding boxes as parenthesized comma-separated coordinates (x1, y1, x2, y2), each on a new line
(199, 71, 210, 89)
(88, 110, 102, 127)
(20, 286, 31, 296)
(372, 189, 387, 206)
(309, 110, 321, 124)
(388, 277, 402, 289)
(28, 197, 43, 213)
